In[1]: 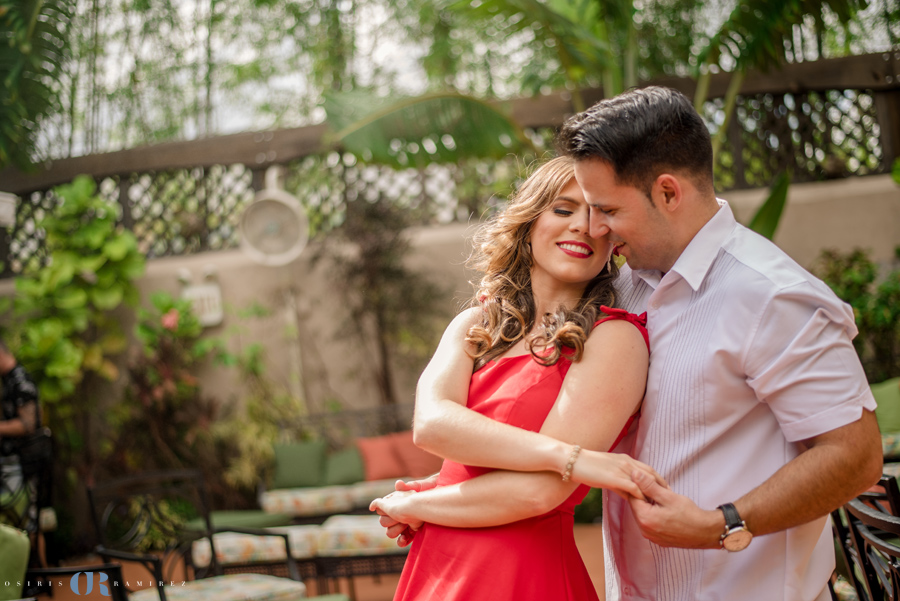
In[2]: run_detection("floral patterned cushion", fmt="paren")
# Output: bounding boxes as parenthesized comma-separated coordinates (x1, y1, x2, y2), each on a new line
(129, 573, 306, 601)
(346, 479, 402, 509)
(883, 433, 900, 458)
(260, 485, 355, 518)
(884, 463, 900, 479)
(316, 514, 410, 557)
(832, 576, 859, 601)
(192, 525, 320, 568)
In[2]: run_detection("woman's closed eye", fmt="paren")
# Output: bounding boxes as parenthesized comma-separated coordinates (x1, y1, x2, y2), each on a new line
(553, 208, 573, 216)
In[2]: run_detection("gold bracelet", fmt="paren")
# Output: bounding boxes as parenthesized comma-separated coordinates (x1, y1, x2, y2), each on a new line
(562, 445, 582, 482)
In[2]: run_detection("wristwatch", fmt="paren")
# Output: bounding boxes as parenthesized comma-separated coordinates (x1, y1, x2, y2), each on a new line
(717, 502, 753, 552)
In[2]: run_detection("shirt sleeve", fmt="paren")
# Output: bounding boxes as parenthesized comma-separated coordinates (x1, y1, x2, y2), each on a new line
(11, 367, 38, 408)
(744, 280, 876, 442)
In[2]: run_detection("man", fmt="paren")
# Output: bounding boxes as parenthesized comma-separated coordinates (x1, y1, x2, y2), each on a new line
(0, 339, 40, 530)
(556, 85, 881, 600)
(375, 87, 881, 601)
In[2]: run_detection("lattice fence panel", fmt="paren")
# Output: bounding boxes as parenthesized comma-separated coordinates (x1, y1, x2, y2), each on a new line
(708, 89, 885, 191)
(125, 164, 254, 258)
(4, 189, 59, 275)
(0, 96, 890, 278)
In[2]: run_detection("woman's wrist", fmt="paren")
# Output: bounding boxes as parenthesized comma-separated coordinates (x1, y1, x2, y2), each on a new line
(548, 439, 576, 476)
(561, 445, 582, 481)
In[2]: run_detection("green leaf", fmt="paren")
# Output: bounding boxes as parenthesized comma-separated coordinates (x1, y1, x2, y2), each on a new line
(892, 157, 900, 186)
(42, 252, 78, 290)
(68, 306, 91, 332)
(748, 171, 790, 240)
(117, 252, 146, 280)
(45, 340, 83, 379)
(53, 287, 88, 310)
(75, 219, 113, 249)
(15, 277, 44, 298)
(324, 91, 534, 169)
(91, 285, 125, 310)
(103, 235, 137, 261)
(79, 255, 108, 273)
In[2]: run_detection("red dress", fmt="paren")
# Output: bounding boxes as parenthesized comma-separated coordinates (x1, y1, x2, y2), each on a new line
(393, 308, 649, 601)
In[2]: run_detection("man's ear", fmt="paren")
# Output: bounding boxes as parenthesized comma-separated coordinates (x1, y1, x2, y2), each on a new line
(652, 174, 683, 213)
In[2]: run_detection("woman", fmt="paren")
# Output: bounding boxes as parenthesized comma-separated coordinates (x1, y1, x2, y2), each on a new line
(370, 156, 658, 600)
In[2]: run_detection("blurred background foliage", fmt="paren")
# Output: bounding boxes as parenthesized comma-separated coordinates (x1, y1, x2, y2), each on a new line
(1, 0, 898, 169)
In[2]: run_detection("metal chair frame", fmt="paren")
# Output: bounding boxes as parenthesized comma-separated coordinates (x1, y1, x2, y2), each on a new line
(87, 469, 303, 601)
(836, 474, 900, 601)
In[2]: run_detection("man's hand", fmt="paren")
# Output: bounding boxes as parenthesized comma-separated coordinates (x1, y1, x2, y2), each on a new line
(370, 490, 423, 547)
(627, 470, 724, 549)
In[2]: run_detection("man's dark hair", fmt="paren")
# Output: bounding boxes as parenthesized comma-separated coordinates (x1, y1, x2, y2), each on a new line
(556, 86, 714, 197)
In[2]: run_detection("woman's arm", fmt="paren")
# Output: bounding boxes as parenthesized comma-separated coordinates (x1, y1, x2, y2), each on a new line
(412, 308, 571, 474)
(372, 318, 652, 530)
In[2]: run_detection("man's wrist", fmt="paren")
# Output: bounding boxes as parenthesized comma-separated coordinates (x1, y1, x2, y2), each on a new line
(704, 508, 728, 549)
(717, 502, 753, 551)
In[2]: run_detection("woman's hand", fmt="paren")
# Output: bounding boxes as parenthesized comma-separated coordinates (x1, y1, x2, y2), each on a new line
(370, 490, 424, 547)
(573, 450, 668, 501)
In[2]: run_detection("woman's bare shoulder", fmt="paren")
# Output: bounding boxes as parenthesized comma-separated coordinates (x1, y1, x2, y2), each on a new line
(584, 317, 649, 360)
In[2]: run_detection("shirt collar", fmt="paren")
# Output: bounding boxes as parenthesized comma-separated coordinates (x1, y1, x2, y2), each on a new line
(629, 199, 736, 292)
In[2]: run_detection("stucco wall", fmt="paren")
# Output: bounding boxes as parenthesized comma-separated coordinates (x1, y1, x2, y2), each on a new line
(3, 175, 898, 415)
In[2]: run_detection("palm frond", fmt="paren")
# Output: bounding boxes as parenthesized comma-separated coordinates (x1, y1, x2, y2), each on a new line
(324, 91, 535, 169)
(0, 0, 74, 170)
(748, 170, 790, 240)
(446, 0, 612, 82)
(698, 0, 866, 72)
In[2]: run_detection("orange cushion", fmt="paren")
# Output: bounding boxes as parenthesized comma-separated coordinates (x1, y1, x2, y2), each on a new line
(389, 430, 443, 478)
(356, 434, 407, 481)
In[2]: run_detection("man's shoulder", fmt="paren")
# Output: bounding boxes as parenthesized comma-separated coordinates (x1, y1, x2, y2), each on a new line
(719, 224, 830, 295)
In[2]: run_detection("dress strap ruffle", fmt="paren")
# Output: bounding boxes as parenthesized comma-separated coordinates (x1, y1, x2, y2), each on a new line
(593, 305, 650, 351)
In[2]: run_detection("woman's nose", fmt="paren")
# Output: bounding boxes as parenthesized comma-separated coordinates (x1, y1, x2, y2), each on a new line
(570, 209, 590, 233)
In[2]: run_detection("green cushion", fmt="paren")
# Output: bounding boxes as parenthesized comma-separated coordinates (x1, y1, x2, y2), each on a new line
(0, 524, 29, 601)
(186, 510, 293, 532)
(874, 378, 900, 433)
(324, 447, 365, 486)
(271, 440, 328, 489)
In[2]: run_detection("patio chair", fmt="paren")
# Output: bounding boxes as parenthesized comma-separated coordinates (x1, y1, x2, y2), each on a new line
(836, 476, 900, 601)
(0, 427, 53, 569)
(86, 469, 311, 601)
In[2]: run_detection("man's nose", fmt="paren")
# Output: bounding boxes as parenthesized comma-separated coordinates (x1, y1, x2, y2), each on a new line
(589, 208, 610, 239)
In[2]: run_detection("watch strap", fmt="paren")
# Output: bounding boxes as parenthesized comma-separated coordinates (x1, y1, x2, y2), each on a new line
(717, 502, 743, 529)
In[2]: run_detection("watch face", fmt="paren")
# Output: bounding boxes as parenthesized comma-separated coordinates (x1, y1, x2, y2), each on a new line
(723, 529, 753, 552)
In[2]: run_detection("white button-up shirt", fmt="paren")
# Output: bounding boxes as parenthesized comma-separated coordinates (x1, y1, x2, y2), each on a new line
(605, 200, 877, 601)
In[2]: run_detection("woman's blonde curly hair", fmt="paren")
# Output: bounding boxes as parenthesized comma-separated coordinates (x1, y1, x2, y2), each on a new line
(466, 156, 618, 370)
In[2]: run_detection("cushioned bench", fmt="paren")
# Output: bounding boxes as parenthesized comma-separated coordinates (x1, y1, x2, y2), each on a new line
(191, 516, 409, 601)
(261, 430, 442, 522)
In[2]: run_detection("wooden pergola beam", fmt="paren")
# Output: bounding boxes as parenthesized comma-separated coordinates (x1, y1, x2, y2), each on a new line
(2, 53, 898, 195)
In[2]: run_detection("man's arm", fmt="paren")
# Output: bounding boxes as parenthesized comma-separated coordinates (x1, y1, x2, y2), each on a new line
(0, 403, 38, 438)
(627, 409, 882, 548)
